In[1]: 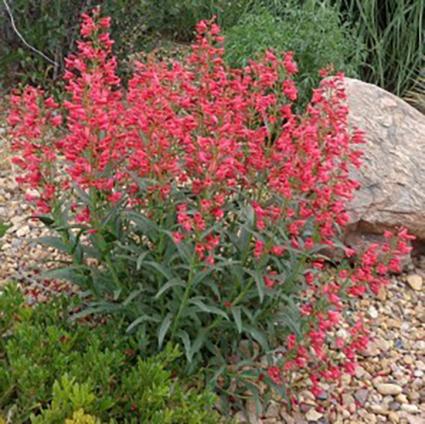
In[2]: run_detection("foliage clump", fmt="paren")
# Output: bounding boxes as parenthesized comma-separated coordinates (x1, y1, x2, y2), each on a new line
(0, 285, 219, 423)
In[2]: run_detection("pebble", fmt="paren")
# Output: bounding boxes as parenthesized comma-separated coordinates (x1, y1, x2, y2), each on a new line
(375, 383, 403, 396)
(396, 394, 408, 404)
(305, 409, 323, 422)
(400, 404, 420, 414)
(16, 225, 30, 237)
(413, 369, 423, 378)
(406, 274, 423, 291)
(354, 389, 369, 405)
(413, 340, 425, 351)
(389, 402, 401, 411)
(265, 401, 280, 418)
(369, 404, 389, 415)
(388, 411, 400, 423)
(369, 305, 379, 319)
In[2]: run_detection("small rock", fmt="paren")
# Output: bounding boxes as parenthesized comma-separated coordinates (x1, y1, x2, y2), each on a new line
(342, 394, 355, 407)
(388, 411, 400, 424)
(403, 355, 414, 365)
(305, 409, 323, 422)
(355, 366, 368, 379)
(369, 404, 389, 415)
(16, 225, 30, 237)
(394, 338, 404, 349)
(375, 383, 403, 396)
(374, 338, 390, 352)
(368, 305, 379, 319)
(233, 411, 248, 423)
(245, 399, 259, 424)
(413, 340, 425, 351)
(406, 274, 423, 291)
(396, 394, 408, 404)
(299, 403, 312, 414)
(389, 402, 401, 411)
(316, 391, 328, 401)
(407, 391, 419, 402)
(404, 414, 424, 424)
(387, 318, 402, 329)
(413, 369, 423, 378)
(354, 389, 369, 405)
(377, 286, 387, 301)
(265, 401, 280, 418)
(400, 404, 420, 414)
(280, 410, 295, 424)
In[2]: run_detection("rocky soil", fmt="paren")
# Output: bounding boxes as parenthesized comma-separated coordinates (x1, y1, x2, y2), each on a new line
(0, 137, 424, 424)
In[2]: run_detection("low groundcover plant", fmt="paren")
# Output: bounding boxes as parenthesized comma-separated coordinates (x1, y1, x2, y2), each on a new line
(7, 7, 413, 414)
(0, 285, 218, 423)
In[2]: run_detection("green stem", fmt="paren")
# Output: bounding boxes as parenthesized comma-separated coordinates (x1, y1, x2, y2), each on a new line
(89, 187, 122, 290)
(170, 253, 198, 340)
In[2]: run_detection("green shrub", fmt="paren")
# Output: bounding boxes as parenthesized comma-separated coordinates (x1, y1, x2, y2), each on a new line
(0, 0, 251, 89)
(0, 0, 155, 89)
(135, 0, 251, 41)
(224, 1, 365, 106)
(0, 284, 219, 423)
(0, 0, 82, 88)
(332, 0, 424, 97)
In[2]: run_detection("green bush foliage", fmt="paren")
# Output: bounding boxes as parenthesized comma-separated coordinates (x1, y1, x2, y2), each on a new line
(0, 285, 219, 424)
(332, 0, 424, 97)
(0, 0, 250, 89)
(224, 1, 365, 106)
(0, 0, 154, 89)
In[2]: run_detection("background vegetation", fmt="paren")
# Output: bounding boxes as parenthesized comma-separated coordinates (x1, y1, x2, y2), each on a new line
(1, 0, 423, 105)
(0, 284, 219, 423)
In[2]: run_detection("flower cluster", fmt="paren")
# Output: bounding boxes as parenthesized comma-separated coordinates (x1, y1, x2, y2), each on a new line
(7, 9, 412, 406)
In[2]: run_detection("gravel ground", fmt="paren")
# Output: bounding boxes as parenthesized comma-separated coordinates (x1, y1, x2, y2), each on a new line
(0, 138, 424, 424)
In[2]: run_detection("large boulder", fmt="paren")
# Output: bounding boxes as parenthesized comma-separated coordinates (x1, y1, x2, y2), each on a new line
(343, 78, 425, 246)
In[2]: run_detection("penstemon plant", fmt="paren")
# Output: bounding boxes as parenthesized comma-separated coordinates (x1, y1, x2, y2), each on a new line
(7, 7, 413, 412)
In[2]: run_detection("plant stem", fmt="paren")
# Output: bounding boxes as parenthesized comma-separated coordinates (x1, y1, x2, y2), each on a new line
(170, 253, 197, 340)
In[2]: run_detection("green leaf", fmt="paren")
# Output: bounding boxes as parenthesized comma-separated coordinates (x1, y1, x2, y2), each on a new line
(41, 266, 86, 286)
(0, 222, 11, 238)
(189, 330, 207, 360)
(155, 278, 186, 299)
(192, 269, 214, 287)
(189, 299, 229, 320)
(33, 214, 55, 227)
(127, 211, 158, 236)
(70, 302, 122, 320)
(177, 330, 193, 362)
(122, 286, 144, 306)
(158, 313, 173, 348)
(34, 236, 69, 253)
(136, 251, 150, 271)
(244, 268, 265, 303)
(243, 324, 269, 351)
(126, 314, 160, 333)
(144, 261, 173, 280)
(231, 306, 242, 334)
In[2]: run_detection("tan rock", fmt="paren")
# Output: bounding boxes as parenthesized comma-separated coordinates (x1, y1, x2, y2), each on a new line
(370, 404, 389, 415)
(265, 401, 280, 418)
(400, 404, 420, 414)
(305, 409, 323, 421)
(375, 383, 403, 396)
(388, 411, 400, 423)
(406, 274, 423, 291)
(343, 78, 425, 244)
